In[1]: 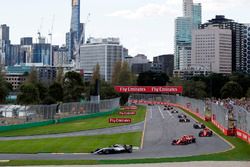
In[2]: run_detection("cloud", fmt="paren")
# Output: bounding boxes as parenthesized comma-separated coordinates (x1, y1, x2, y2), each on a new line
(108, 0, 181, 19)
(196, 0, 250, 13)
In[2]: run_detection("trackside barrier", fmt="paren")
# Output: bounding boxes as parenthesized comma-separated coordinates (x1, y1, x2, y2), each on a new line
(0, 120, 55, 132)
(0, 98, 120, 126)
(0, 107, 120, 132)
(57, 107, 120, 123)
(129, 94, 250, 144)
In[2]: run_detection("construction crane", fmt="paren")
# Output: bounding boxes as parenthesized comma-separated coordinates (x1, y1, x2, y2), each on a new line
(48, 15, 55, 66)
(37, 17, 44, 42)
(73, 13, 91, 70)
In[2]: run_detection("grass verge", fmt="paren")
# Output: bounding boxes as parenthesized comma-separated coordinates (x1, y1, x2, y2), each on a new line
(0, 132, 141, 154)
(0, 106, 146, 137)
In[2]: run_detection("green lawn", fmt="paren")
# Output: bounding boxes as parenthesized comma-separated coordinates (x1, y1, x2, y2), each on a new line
(0, 106, 146, 137)
(0, 132, 142, 154)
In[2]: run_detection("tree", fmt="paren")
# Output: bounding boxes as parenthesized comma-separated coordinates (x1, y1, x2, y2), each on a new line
(112, 61, 122, 85)
(42, 96, 57, 105)
(63, 71, 85, 102)
(220, 81, 243, 98)
(91, 63, 100, 84)
(246, 88, 250, 98)
(118, 62, 134, 86)
(100, 81, 119, 99)
(49, 82, 64, 102)
(17, 83, 40, 105)
(137, 71, 169, 86)
(56, 67, 64, 84)
(0, 74, 10, 103)
(26, 67, 38, 84)
(229, 73, 250, 94)
(201, 73, 229, 98)
(183, 80, 207, 99)
(36, 82, 48, 101)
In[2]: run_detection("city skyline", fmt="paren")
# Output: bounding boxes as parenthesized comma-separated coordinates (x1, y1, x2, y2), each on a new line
(1, 0, 250, 60)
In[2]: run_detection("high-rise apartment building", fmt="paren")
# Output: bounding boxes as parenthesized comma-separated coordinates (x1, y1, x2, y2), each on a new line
(242, 24, 250, 73)
(174, 0, 202, 70)
(80, 38, 127, 82)
(175, 17, 192, 70)
(191, 26, 232, 74)
(200, 15, 244, 72)
(0, 24, 11, 66)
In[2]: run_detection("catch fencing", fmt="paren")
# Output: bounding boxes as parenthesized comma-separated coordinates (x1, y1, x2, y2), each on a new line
(0, 98, 120, 126)
(129, 94, 250, 143)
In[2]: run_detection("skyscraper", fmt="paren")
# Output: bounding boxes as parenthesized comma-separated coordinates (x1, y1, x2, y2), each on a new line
(174, 0, 202, 70)
(66, 0, 85, 68)
(70, 0, 81, 41)
(200, 15, 244, 72)
(0, 24, 11, 66)
(242, 24, 250, 74)
(183, 0, 193, 17)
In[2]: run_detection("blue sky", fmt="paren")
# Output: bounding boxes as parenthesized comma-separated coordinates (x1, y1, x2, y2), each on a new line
(1, 0, 250, 60)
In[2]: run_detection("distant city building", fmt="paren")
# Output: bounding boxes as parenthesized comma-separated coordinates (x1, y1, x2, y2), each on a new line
(175, 17, 192, 70)
(200, 15, 244, 72)
(0, 24, 11, 66)
(19, 45, 32, 64)
(179, 45, 191, 70)
(192, 3, 202, 29)
(53, 46, 69, 67)
(5, 65, 31, 90)
(242, 24, 250, 74)
(173, 67, 211, 80)
(66, 0, 85, 67)
(80, 37, 127, 81)
(5, 64, 57, 88)
(131, 62, 162, 75)
(32, 38, 51, 65)
(9, 45, 20, 66)
(126, 54, 150, 68)
(153, 54, 174, 76)
(20, 37, 32, 46)
(192, 26, 232, 74)
(174, 0, 202, 70)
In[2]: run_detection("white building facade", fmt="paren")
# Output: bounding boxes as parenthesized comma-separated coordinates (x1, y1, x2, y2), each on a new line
(80, 38, 127, 82)
(191, 26, 232, 74)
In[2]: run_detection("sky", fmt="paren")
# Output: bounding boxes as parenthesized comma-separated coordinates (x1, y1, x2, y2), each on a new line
(1, 0, 250, 60)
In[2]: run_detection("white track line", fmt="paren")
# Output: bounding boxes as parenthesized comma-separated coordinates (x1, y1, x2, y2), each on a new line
(158, 106, 165, 119)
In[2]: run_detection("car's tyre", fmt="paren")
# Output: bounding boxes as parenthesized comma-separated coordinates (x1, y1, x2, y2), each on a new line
(104, 150, 110, 154)
(192, 138, 196, 143)
(199, 132, 202, 137)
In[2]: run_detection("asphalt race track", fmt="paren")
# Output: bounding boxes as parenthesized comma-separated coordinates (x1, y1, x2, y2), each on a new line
(0, 105, 232, 160)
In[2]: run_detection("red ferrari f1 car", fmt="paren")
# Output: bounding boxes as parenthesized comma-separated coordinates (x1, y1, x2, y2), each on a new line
(199, 128, 213, 137)
(172, 135, 196, 145)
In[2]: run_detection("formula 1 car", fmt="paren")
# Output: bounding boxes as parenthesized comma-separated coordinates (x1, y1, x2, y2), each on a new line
(199, 128, 213, 137)
(92, 144, 133, 154)
(193, 122, 206, 129)
(179, 118, 190, 122)
(172, 135, 196, 145)
(171, 110, 179, 114)
(178, 114, 187, 119)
